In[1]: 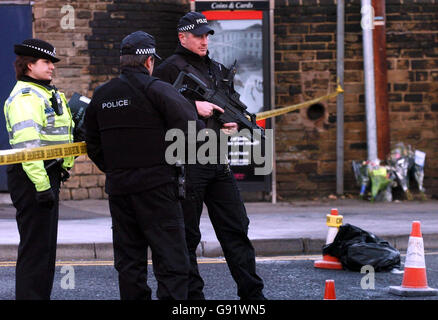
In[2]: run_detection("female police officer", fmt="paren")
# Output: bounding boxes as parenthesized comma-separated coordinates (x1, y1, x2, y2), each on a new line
(4, 39, 74, 299)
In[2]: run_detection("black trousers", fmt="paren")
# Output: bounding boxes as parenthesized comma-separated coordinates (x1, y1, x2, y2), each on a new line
(181, 164, 265, 300)
(7, 164, 61, 300)
(108, 183, 190, 300)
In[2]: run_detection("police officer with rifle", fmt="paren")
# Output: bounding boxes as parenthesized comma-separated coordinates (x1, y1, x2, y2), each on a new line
(172, 63, 265, 140)
(154, 12, 266, 300)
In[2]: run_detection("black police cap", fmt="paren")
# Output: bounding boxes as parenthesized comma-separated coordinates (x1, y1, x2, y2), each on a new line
(14, 38, 60, 63)
(177, 12, 214, 36)
(120, 31, 161, 60)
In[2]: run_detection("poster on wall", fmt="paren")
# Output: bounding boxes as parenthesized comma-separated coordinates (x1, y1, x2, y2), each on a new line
(194, 1, 272, 192)
(208, 18, 263, 115)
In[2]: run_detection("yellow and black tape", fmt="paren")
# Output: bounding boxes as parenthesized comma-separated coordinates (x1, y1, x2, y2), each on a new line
(256, 84, 343, 121)
(0, 85, 344, 165)
(0, 142, 87, 166)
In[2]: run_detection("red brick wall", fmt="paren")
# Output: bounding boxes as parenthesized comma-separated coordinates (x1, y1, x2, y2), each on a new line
(32, 0, 190, 200)
(31, 0, 438, 199)
(33, 0, 107, 200)
(274, 0, 438, 199)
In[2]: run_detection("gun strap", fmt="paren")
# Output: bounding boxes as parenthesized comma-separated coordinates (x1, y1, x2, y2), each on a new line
(209, 60, 225, 89)
(168, 55, 213, 90)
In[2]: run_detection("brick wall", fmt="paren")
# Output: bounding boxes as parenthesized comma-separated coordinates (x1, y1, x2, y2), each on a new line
(32, 0, 190, 200)
(86, 0, 191, 92)
(385, 0, 438, 199)
(32, 0, 438, 200)
(274, 0, 438, 199)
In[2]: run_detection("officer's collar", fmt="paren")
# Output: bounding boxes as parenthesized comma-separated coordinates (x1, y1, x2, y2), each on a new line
(121, 64, 150, 76)
(175, 43, 211, 64)
(19, 75, 54, 90)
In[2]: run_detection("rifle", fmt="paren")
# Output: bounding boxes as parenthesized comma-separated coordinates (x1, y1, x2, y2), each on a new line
(173, 68, 265, 140)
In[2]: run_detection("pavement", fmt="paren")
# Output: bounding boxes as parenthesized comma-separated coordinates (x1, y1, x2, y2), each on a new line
(0, 192, 437, 261)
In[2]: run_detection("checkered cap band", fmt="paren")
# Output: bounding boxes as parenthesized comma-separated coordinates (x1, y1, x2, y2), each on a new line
(178, 24, 195, 32)
(135, 48, 156, 55)
(22, 44, 56, 57)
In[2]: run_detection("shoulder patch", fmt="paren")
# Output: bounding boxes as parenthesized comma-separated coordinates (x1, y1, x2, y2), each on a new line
(21, 88, 31, 95)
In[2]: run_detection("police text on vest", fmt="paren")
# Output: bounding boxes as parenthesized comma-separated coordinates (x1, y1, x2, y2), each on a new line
(102, 99, 130, 109)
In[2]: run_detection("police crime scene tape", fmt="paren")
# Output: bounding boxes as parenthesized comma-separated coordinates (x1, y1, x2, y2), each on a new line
(256, 84, 344, 121)
(0, 142, 87, 166)
(0, 85, 343, 165)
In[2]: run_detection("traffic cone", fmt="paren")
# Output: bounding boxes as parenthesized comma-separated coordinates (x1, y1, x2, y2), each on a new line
(389, 221, 438, 297)
(314, 208, 343, 270)
(323, 280, 336, 300)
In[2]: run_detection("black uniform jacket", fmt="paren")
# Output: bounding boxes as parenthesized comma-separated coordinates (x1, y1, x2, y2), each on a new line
(153, 43, 232, 114)
(85, 65, 204, 195)
(154, 44, 237, 163)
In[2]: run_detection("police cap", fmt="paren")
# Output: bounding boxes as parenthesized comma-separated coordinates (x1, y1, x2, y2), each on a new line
(120, 31, 161, 60)
(14, 38, 60, 63)
(177, 12, 214, 36)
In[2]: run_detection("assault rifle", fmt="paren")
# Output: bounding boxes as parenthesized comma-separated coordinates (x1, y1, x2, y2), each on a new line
(173, 68, 265, 140)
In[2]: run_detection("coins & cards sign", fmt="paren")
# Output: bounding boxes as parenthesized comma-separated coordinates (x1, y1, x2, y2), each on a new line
(196, 1, 269, 11)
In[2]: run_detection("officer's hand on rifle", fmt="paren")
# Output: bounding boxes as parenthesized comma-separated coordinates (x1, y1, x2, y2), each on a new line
(221, 122, 239, 135)
(195, 101, 224, 118)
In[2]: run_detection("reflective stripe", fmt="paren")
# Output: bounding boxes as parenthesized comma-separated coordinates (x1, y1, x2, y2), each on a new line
(11, 139, 71, 149)
(10, 119, 70, 136)
(41, 126, 69, 135)
(11, 140, 41, 149)
(7, 86, 69, 147)
(6, 87, 51, 108)
(11, 119, 39, 132)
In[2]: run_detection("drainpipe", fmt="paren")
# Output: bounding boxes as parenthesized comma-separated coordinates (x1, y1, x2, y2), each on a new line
(361, 0, 378, 162)
(336, 0, 345, 195)
(269, 0, 277, 203)
(372, 0, 390, 160)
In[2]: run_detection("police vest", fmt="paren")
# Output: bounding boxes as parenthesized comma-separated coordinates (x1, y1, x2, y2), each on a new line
(3, 80, 75, 191)
(92, 73, 169, 171)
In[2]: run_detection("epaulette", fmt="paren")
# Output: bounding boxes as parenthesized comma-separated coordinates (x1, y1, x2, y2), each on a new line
(21, 87, 31, 95)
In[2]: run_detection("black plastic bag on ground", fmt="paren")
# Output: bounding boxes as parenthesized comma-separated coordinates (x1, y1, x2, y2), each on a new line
(322, 224, 401, 272)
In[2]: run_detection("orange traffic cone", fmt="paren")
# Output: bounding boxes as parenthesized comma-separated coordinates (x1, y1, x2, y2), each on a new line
(323, 280, 336, 300)
(389, 221, 438, 297)
(314, 208, 343, 270)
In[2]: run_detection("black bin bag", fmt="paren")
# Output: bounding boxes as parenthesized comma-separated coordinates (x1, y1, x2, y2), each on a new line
(322, 224, 401, 272)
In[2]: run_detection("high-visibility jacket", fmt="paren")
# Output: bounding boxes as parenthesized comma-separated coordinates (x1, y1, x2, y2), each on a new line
(4, 80, 74, 192)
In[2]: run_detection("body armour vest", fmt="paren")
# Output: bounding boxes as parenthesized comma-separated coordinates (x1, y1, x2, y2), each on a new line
(91, 72, 167, 171)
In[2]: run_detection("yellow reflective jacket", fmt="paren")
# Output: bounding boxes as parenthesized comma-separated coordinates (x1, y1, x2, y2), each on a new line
(4, 80, 75, 192)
